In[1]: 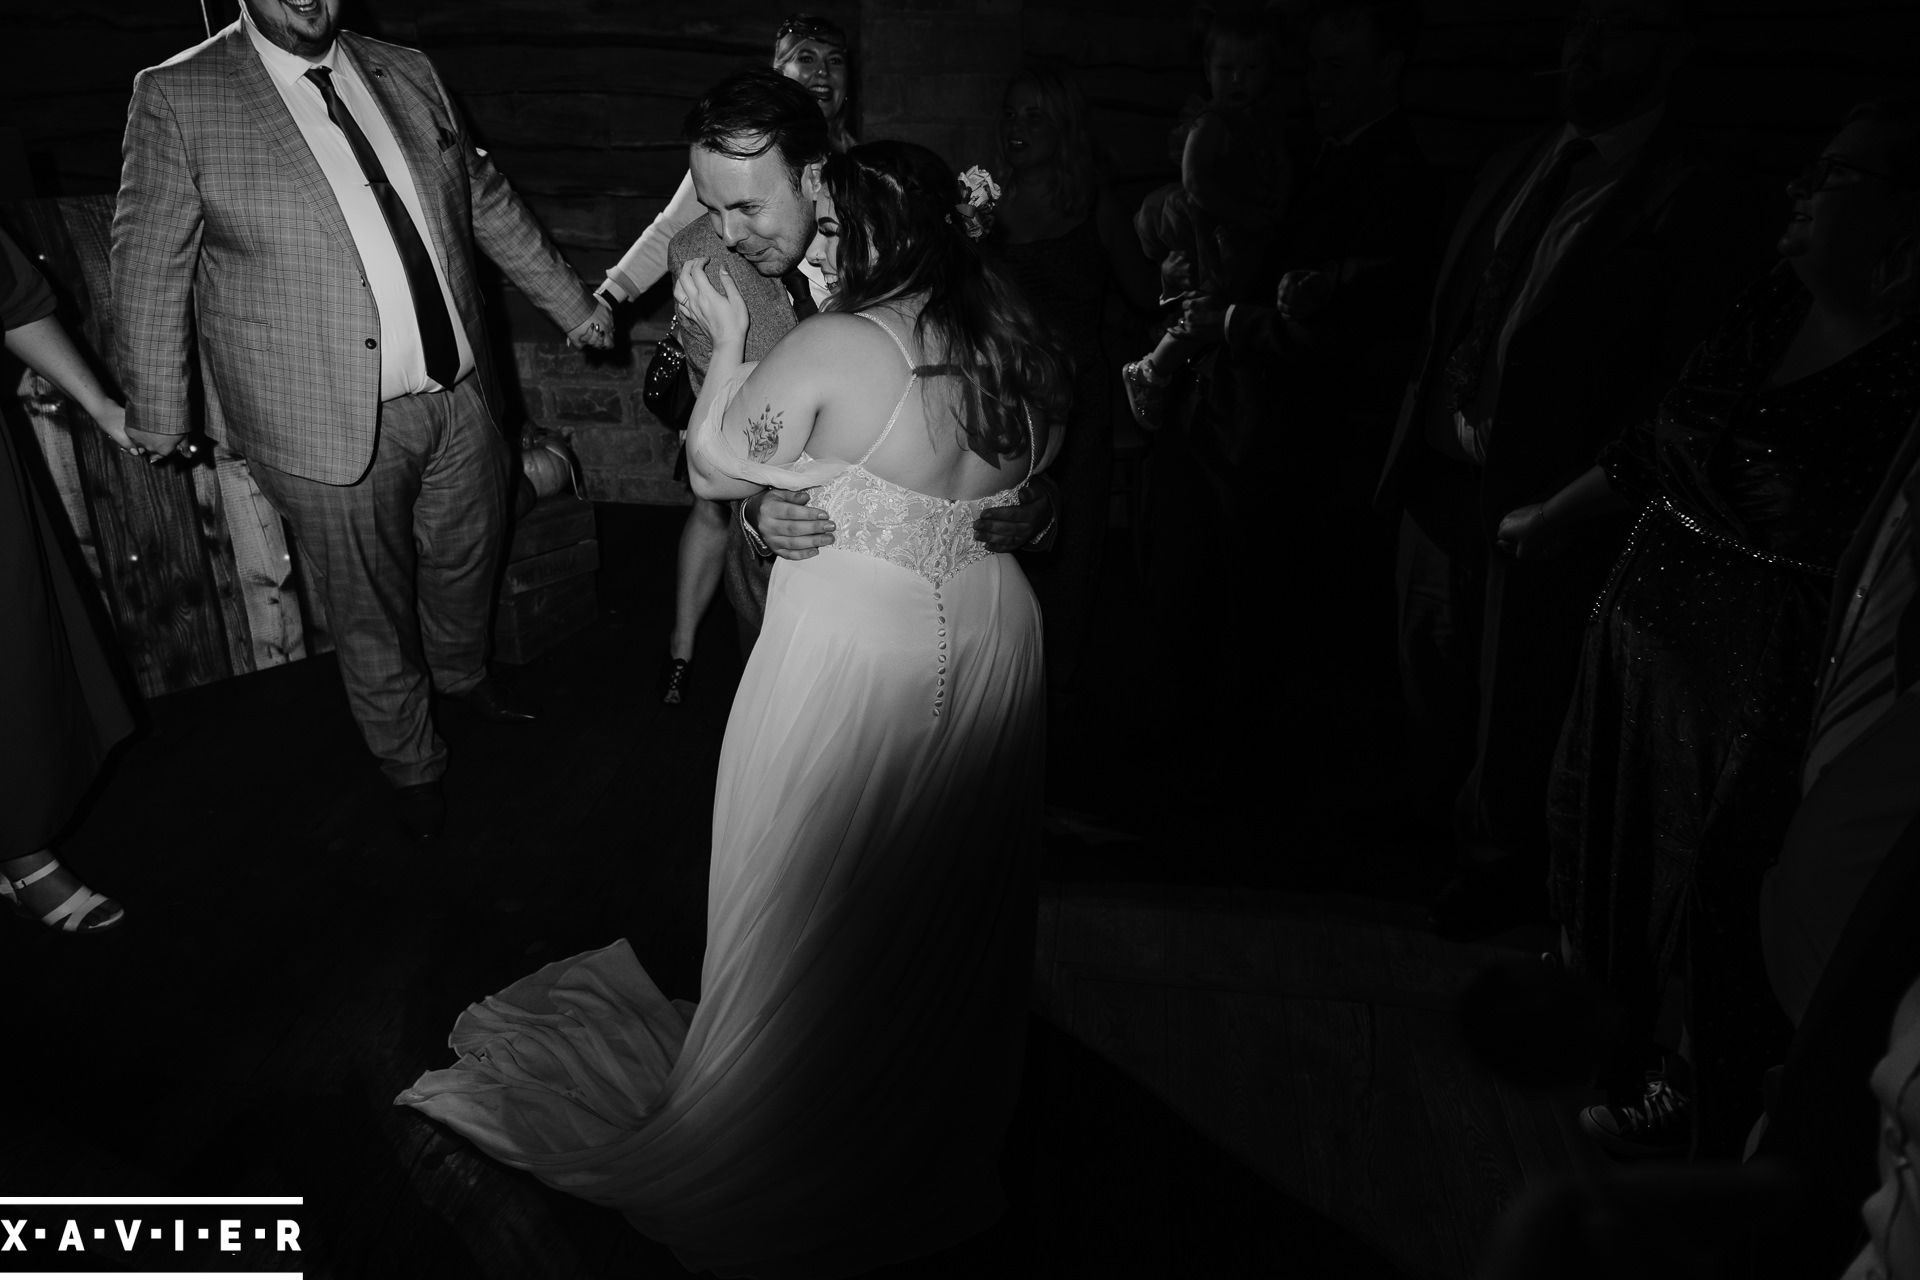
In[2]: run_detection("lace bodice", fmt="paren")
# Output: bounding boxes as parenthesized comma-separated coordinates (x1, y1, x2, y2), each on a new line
(687, 308, 1035, 589)
(806, 462, 1022, 587)
(804, 311, 1031, 587)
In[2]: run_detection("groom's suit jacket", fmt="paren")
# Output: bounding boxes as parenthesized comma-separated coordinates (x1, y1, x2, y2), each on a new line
(668, 217, 801, 652)
(111, 20, 594, 485)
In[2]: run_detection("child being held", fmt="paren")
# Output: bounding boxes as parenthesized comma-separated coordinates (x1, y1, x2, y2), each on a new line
(1125, 10, 1290, 430)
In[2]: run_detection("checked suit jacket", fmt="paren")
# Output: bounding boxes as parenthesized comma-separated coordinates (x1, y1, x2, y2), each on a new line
(667, 216, 802, 651)
(111, 20, 595, 485)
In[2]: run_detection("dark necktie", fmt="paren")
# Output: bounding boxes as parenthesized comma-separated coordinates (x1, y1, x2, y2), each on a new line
(305, 67, 461, 388)
(781, 268, 819, 319)
(1441, 136, 1597, 415)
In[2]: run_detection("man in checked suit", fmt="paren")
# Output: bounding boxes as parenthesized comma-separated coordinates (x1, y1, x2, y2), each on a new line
(112, 0, 612, 841)
(1372, 0, 1767, 935)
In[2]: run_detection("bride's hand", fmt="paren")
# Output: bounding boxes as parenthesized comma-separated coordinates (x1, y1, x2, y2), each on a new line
(674, 257, 749, 350)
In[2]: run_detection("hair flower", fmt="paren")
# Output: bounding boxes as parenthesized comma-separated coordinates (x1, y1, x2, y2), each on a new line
(953, 165, 1000, 240)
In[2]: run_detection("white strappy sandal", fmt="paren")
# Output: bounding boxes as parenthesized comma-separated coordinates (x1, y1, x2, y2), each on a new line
(0, 857, 126, 934)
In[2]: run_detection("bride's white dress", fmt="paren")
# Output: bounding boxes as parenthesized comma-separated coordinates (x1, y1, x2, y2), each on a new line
(397, 313, 1045, 1278)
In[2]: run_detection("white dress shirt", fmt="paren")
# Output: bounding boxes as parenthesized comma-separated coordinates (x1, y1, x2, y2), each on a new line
(244, 7, 475, 399)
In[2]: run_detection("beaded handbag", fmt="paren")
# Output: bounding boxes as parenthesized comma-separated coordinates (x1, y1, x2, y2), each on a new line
(643, 312, 696, 432)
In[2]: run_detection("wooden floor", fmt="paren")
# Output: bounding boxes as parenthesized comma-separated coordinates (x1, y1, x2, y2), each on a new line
(0, 502, 1607, 1279)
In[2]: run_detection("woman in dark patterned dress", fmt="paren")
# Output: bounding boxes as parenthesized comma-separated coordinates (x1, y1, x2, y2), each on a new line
(1, 226, 135, 933)
(1494, 100, 1920, 1156)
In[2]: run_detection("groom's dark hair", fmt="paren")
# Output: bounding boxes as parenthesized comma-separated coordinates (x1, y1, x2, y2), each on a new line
(684, 69, 831, 189)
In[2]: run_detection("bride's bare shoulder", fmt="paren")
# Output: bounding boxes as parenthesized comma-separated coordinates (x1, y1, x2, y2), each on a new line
(777, 311, 904, 365)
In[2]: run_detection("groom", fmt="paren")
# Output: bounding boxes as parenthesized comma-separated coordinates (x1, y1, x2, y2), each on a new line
(669, 69, 1056, 653)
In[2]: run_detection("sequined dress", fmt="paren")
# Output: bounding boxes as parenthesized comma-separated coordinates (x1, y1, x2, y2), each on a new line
(399, 313, 1046, 1277)
(1548, 265, 1920, 1124)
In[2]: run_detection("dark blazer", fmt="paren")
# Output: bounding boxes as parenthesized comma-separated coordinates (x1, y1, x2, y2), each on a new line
(1373, 120, 1763, 543)
(1227, 109, 1438, 366)
(1216, 109, 1439, 487)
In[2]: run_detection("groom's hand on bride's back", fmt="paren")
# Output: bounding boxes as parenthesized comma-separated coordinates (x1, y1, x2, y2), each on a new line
(973, 479, 1057, 553)
(749, 488, 837, 560)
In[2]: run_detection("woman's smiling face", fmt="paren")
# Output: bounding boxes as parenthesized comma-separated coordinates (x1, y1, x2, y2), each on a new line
(999, 82, 1059, 171)
(779, 38, 850, 123)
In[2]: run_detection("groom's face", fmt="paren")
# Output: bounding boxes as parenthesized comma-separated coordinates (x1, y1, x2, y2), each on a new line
(690, 138, 821, 279)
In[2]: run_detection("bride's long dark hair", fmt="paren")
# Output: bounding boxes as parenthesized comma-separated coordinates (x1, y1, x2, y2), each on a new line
(823, 140, 1066, 463)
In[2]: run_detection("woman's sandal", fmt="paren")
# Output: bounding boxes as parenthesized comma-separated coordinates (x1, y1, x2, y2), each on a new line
(0, 857, 126, 934)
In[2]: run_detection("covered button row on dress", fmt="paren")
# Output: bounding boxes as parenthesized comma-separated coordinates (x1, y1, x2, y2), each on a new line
(933, 587, 947, 717)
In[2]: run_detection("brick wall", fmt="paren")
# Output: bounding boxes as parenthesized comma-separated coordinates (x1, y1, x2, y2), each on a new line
(861, 0, 1024, 171)
(511, 324, 687, 506)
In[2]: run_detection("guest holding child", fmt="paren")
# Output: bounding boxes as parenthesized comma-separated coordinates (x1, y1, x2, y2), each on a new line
(1123, 10, 1290, 431)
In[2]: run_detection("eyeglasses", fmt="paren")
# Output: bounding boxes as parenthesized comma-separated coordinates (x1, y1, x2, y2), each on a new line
(775, 15, 848, 46)
(1789, 154, 1916, 196)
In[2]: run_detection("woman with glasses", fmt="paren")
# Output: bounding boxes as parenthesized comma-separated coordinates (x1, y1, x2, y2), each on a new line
(1494, 98, 1920, 1161)
(594, 14, 855, 705)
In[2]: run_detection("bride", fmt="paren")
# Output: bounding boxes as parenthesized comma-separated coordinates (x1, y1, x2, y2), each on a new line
(398, 140, 1065, 1278)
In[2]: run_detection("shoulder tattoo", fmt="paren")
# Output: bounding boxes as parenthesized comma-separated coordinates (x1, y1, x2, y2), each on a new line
(745, 404, 783, 463)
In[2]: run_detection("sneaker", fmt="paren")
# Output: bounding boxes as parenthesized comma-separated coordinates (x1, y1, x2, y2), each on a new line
(1578, 1076, 1693, 1158)
(1121, 358, 1169, 432)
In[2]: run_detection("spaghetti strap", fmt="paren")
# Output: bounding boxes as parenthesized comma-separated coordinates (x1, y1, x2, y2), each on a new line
(857, 311, 916, 370)
(853, 311, 919, 468)
(1023, 406, 1037, 487)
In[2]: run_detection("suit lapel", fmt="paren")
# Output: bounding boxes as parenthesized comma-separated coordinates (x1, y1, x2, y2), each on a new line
(1518, 127, 1687, 328)
(342, 33, 457, 274)
(220, 22, 365, 274)
(1427, 130, 1549, 339)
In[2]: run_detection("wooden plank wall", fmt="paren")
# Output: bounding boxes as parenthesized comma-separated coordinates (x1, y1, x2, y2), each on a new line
(5, 0, 1917, 240)
(3, 194, 325, 699)
(1019, 0, 1920, 211)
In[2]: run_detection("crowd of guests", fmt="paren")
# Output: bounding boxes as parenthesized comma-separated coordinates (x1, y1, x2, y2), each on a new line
(1102, 0, 1918, 1276)
(4, 0, 1918, 1275)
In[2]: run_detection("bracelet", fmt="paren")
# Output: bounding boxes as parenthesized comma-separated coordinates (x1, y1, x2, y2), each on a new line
(740, 496, 774, 559)
(1025, 514, 1057, 549)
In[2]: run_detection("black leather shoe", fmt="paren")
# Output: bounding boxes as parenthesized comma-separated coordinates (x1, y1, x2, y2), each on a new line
(1427, 857, 1548, 941)
(393, 781, 446, 843)
(449, 678, 538, 724)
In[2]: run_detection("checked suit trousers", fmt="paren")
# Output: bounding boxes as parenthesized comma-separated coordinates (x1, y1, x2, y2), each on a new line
(249, 377, 510, 787)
